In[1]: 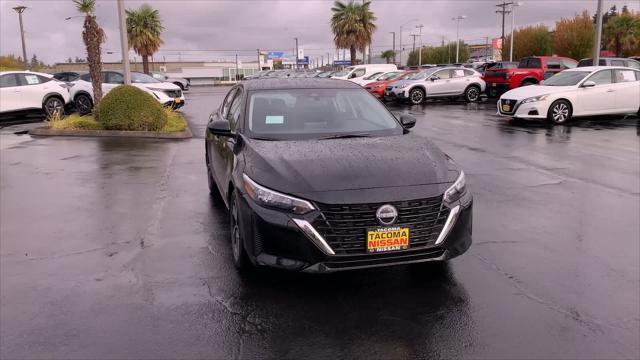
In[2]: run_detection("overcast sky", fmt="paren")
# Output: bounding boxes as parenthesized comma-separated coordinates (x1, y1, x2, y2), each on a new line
(1, 0, 637, 64)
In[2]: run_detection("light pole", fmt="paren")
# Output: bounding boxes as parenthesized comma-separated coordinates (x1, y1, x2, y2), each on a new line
(117, 0, 131, 83)
(389, 31, 396, 64)
(593, 0, 603, 64)
(416, 24, 424, 67)
(294, 37, 299, 69)
(509, 2, 523, 62)
(452, 15, 467, 64)
(12, 6, 28, 70)
(399, 18, 419, 67)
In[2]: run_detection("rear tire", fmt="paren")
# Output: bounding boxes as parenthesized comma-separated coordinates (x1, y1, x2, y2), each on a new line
(75, 94, 93, 115)
(464, 86, 481, 102)
(409, 88, 425, 105)
(547, 100, 572, 124)
(230, 190, 251, 271)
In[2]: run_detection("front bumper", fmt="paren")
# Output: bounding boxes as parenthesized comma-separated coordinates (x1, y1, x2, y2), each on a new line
(366, 87, 385, 98)
(497, 98, 549, 119)
(236, 192, 473, 273)
(383, 88, 409, 102)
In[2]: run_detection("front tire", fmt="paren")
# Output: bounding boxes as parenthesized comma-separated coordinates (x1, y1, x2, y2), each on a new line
(409, 88, 425, 105)
(230, 190, 251, 271)
(43, 96, 65, 117)
(464, 86, 481, 102)
(547, 100, 572, 124)
(75, 94, 93, 115)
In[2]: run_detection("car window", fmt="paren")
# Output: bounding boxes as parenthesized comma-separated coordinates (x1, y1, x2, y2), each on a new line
(463, 69, 475, 76)
(17, 73, 42, 85)
(53, 73, 67, 81)
(80, 73, 91, 81)
(433, 69, 451, 79)
(626, 61, 640, 70)
(363, 72, 383, 80)
(107, 72, 124, 84)
(586, 70, 612, 85)
(546, 59, 561, 69)
(451, 69, 466, 78)
(0, 74, 19, 88)
(610, 60, 625, 67)
(220, 88, 238, 119)
(247, 88, 402, 140)
(560, 59, 577, 69)
(614, 69, 639, 83)
(226, 88, 243, 131)
(352, 68, 366, 78)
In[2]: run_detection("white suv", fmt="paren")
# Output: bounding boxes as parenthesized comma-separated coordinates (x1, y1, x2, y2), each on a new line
(70, 71, 186, 114)
(0, 71, 70, 117)
(385, 67, 486, 104)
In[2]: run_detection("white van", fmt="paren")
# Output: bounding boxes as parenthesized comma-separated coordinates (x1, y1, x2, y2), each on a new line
(331, 64, 398, 83)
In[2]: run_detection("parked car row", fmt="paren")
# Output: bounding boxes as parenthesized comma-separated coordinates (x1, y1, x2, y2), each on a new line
(0, 70, 186, 118)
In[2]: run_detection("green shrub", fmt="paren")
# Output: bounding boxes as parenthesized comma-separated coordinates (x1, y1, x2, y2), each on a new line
(50, 114, 103, 130)
(95, 85, 167, 131)
(160, 108, 188, 132)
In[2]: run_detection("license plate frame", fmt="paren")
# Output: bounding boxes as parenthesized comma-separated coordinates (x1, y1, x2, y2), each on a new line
(366, 227, 410, 253)
(502, 104, 511, 112)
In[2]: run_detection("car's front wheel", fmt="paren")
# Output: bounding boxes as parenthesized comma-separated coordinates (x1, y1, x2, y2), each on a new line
(43, 96, 64, 117)
(547, 100, 572, 124)
(409, 88, 425, 105)
(75, 94, 93, 115)
(464, 86, 481, 102)
(229, 190, 251, 270)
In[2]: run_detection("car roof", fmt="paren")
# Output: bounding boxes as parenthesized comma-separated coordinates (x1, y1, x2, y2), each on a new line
(565, 66, 635, 72)
(242, 78, 361, 91)
(0, 70, 51, 76)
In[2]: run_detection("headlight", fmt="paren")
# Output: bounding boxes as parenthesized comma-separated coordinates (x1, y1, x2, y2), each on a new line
(242, 174, 314, 214)
(147, 87, 168, 93)
(444, 170, 466, 204)
(522, 94, 549, 103)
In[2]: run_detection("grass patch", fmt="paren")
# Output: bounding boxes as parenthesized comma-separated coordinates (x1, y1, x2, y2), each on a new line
(48, 109, 188, 133)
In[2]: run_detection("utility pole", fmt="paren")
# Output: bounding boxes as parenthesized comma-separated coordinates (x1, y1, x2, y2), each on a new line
(416, 24, 424, 67)
(593, 0, 603, 64)
(410, 34, 418, 53)
(496, 2, 513, 60)
(116, 0, 131, 83)
(389, 32, 396, 64)
(294, 37, 299, 70)
(327, 52, 330, 67)
(509, 2, 522, 62)
(257, 49, 261, 71)
(12, 6, 29, 70)
(452, 15, 466, 64)
(235, 53, 239, 81)
(485, 36, 490, 61)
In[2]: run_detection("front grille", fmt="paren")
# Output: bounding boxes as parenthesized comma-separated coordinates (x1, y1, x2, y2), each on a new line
(164, 89, 182, 98)
(385, 86, 394, 91)
(313, 196, 449, 255)
(500, 98, 517, 114)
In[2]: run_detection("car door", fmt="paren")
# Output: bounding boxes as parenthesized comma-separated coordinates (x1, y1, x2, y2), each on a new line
(425, 69, 452, 96)
(15, 73, 51, 110)
(612, 68, 640, 112)
(103, 72, 124, 95)
(0, 74, 22, 112)
(576, 69, 615, 115)
(216, 87, 243, 202)
(449, 68, 469, 95)
(207, 87, 238, 195)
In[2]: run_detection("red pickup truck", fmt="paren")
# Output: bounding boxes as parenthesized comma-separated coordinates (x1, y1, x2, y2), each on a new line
(484, 56, 578, 97)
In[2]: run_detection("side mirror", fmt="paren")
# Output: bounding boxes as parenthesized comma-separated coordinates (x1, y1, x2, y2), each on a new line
(430, 76, 438, 82)
(399, 114, 416, 129)
(349, 73, 357, 79)
(207, 120, 232, 136)
(582, 80, 596, 88)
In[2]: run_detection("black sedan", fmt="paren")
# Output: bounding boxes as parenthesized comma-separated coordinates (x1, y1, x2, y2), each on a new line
(205, 78, 472, 273)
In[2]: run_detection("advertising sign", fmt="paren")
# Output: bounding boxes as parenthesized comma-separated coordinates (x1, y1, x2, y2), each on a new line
(334, 60, 352, 66)
(297, 56, 309, 65)
(267, 51, 284, 60)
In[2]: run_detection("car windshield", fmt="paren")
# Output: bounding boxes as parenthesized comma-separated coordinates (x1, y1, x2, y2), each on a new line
(332, 69, 350, 77)
(405, 70, 436, 80)
(131, 72, 161, 83)
(542, 71, 591, 86)
(379, 71, 403, 81)
(247, 88, 403, 140)
(363, 72, 383, 80)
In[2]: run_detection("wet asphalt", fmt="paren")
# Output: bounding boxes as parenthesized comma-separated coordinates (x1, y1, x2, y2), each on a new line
(1, 87, 638, 359)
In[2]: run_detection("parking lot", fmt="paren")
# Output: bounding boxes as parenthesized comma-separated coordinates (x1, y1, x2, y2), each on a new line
(1, 87, 638, 359)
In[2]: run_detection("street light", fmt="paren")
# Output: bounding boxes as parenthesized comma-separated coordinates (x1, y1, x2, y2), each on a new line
(399, 18, 419, 66)
(389, 31, 396, 64)
(294, 37, 299, 69)
(509, 2, 523, 62)
(12, 6, 28, 70)
(451, 15, 467, 64)
(416, 24, 424, 67)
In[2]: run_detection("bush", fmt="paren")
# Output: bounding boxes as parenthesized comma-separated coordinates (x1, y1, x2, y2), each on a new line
(161, 108, 188, 132)
(49, 113, 103, 130)
(95, 85, 167, 131)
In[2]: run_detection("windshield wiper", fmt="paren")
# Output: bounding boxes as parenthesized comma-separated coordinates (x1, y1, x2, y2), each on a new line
(318, 133, 372, 140)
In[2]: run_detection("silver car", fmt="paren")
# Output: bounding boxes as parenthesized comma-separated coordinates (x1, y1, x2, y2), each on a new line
(385, 67, 486, 104)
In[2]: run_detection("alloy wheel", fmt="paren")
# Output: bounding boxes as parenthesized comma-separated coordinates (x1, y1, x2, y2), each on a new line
(44, 98, 63, 116)
(231, 197, 241, 263)
(552, 103, 569, 123)
(410, 89, 424, 104)
(466, 87, 479, 102)
(76, 95, 92, 114)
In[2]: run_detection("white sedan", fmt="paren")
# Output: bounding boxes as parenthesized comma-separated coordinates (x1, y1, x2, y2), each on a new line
(70, 71, 186, 114)
(498, 66, 640, 124)
(351, 71, 400, 87)
(0, 71, 70, 117)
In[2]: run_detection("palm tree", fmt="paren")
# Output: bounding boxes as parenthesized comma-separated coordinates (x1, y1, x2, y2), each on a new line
(603, 13, 640, 57)
(126, 4, 164, 74)
(73, 0, 105, 105)
(381, 50, 396, 64)
(330, 1, 377, 65)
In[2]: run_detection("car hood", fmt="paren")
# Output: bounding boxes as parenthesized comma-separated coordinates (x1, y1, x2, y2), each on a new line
(242, 134, 456, 197)
(366, 81, 386, 88)
(137, 82, 181, 90)
(166, 76, 188, 83)
(388, 79, 418, 88)
(501, 85, 573, 99)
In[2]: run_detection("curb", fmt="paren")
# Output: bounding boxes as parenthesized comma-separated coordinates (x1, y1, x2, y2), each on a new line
(29, 126, 193, 139)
